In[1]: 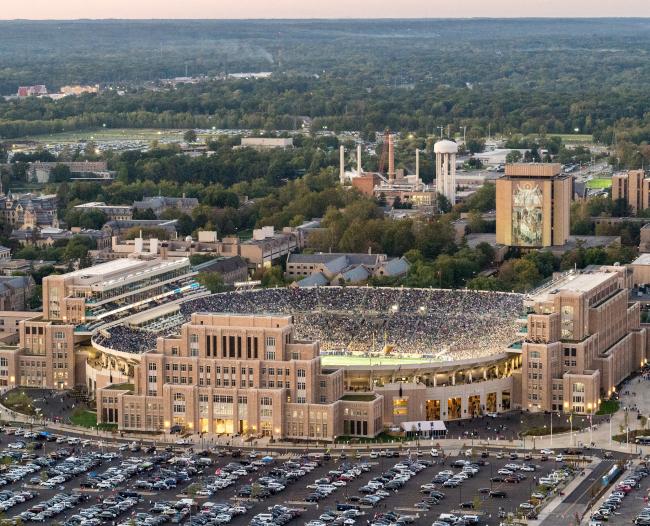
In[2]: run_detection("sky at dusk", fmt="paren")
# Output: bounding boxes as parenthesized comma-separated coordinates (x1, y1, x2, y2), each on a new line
(2, 0, 650, 20)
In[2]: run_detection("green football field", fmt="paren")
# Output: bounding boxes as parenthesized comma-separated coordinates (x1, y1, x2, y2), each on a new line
(586, 177, 612, 189)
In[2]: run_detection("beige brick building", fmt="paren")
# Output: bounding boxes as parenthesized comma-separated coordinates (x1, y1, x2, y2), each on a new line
(496, 163, 571, 248)
(96, 314, 383, 441)
(522, 265, 646, 414)
(612, 170, 650, 214)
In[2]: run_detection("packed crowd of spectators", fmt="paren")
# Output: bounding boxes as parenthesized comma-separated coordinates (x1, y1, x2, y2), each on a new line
(93, 287, 524, 360)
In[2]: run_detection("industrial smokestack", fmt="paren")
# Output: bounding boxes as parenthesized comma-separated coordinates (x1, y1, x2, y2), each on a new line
(339, 145, 345, 185)
(415, 149, 420, 185)
(357, 144, 362, 176)
(388, 134, 395, 181)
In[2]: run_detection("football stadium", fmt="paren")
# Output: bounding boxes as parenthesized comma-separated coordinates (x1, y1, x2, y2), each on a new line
(89, 287, 526, 428)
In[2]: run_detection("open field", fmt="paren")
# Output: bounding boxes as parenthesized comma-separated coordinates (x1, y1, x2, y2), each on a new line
(548, 133, 594, 143)
(15, 128, 186, 144)
(586, 177, 612, 189)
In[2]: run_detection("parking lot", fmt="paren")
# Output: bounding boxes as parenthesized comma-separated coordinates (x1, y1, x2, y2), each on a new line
(588, 462, 650, 525)
(0, 427, 593, 526)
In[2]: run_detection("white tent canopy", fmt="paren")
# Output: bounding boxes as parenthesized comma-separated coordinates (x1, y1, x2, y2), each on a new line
(400, 420, 447, 435)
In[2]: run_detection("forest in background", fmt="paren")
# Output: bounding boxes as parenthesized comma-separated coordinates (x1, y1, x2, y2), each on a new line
(1, 19, 650, 147)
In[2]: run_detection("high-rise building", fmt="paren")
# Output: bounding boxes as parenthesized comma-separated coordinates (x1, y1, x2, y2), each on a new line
(496, 163, 571, 247)
(521, 265, 646, 414)
(611, 170, 650, 214)
(434, 140, 458, 206)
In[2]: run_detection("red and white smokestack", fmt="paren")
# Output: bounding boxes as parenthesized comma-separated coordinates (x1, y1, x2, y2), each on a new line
(415, 148, 420, 185)
(339, 145, 345, 185)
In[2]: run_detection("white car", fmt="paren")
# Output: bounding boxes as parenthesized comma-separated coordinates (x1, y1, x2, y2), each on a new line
(430, 449, 440, 457)
(498, 469, 514, 475)
(555, 455, 564, 462)
(540, 449, 554, 455)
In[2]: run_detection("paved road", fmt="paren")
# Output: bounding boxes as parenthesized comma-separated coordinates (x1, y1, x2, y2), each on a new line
(540, 460, 612, 526)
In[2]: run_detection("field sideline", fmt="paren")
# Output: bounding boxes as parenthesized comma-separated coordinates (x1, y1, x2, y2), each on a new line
(321, 355, 439, 366)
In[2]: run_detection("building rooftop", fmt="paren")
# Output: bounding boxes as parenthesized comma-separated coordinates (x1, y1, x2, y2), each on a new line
(58, 257, 190, 290)
(555, 272, 614, 294)
(632, 254, 650, 266)
(529, 270, 616, 303)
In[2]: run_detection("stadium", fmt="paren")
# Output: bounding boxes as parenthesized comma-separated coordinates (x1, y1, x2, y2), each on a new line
(89, 287, 527, 422)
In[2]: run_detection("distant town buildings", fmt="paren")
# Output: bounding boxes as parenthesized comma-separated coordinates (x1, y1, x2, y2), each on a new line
(286, 252, 410, 287)
(28, 161, 109, 184)
(59, 85, 99, 96)
(192, 256, 249, 285)
(0, 276, 34, 311)
(11, 227, 110, 249)
(17, 85, 47, 97)
(0, 192, 58, 230)
(132, 195, 199, 218)
(240, 137, 293, 149)
(74, 202, 133, 221)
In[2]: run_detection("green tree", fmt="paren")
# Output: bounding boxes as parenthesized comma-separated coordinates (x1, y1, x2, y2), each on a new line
(183, 129, 198, 143)
(437, 193, 452, 214)
(506, 150, 523, 163)
(50, 164, 71, 183)
(467, 276, 503, 291)
(197, 272, 226, 293)
(259, 265, 285, 287)
(612, 198, 632, 217)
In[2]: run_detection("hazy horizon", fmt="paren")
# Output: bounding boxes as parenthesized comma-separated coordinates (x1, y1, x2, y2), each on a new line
(2, 0, 650, 21)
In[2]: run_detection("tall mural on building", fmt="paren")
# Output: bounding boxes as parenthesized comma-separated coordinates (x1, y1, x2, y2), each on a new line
(512, 182, 543, 246)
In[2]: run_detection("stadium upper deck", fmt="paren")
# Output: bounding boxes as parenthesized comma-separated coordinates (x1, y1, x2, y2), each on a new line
(92, 287, 526, 362)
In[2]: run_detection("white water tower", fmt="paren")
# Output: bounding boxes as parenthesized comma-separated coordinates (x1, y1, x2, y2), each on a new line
(434, 139, 458, 206)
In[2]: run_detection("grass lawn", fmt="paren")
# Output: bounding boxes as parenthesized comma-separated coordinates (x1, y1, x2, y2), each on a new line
(18, 128, 185, 143)
(70, 410, 97, 427)
(548, 133, 594, 143)
(586, 177, 612, 189)
(597, 399, 620, 415)
(1, 390, 37, 416)
(335, 431, 408, 444)
(70, 409, 118, 431)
